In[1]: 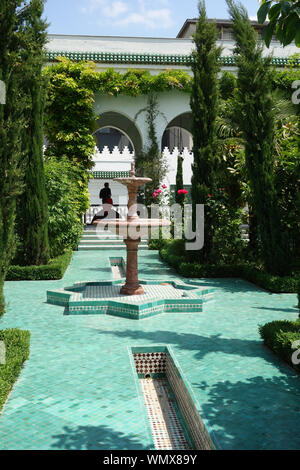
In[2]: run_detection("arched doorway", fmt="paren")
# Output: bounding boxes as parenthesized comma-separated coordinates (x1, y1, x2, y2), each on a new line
(94, 126, 134, 153)
(161, 112, 194, 200)
(161, 112, 193, 152)
(95, 111, 143, 155)
(87, 112, 143, 219)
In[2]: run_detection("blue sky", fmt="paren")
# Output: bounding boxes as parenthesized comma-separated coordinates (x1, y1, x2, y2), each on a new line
(44, 0, 261, 37)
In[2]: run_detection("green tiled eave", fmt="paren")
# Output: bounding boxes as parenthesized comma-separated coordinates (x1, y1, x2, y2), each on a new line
(91, 171, 130, 179)
(45, 50, 300, 68)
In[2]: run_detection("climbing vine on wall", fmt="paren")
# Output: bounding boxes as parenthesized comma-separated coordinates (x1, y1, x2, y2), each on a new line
(43, 58, 190, 206)
(134, 93, 168, 206)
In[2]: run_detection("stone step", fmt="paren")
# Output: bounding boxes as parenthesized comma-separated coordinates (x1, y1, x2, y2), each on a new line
(78, 244, 149, 251)
(81, 238, 148, 244)
(82, 235, 148, 242)
(82, 234, 124, 240)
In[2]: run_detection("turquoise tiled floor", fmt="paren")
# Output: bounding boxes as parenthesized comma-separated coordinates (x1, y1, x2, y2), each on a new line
(0, 249, 299, 450)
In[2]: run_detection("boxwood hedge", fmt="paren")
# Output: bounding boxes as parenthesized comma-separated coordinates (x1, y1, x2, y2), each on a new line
(0, 329, 30, 412)
(259, 320, 300, 373)
(6, 249, 73, 281)
(159, 240, 299, 293)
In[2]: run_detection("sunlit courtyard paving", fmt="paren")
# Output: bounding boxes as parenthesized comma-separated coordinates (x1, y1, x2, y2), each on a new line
(0, 249, 299, 450)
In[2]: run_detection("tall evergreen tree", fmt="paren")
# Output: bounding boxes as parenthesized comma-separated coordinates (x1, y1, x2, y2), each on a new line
(190, 1, 222, 262)
(16, 0, 49, 265)
(227, 0, 291, 275)
(0, 1, 27, 315)
(175, 155, 184, 206)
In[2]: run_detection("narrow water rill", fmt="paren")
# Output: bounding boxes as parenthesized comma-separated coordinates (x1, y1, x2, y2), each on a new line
(140, 377, 190, 450)
(131, 346, 216, 450)
(109, 257, 126, 280)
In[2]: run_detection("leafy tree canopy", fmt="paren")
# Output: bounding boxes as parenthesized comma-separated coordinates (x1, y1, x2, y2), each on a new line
(257, 0, 300, 47)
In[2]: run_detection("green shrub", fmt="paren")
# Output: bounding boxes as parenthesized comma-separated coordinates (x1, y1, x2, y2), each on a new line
(6, 250, 72, 281)
(148, 237, 168, 251)
(240, 265, 298, 293)
(0, 329, 30, 411)
(159, 240, 298, 293)
(44, 157, 85, 257)
(259, 320, 300, 372)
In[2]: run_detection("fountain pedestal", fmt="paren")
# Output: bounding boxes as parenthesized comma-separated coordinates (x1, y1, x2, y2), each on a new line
(120, 237, 144, 295)
(93, 163, 170, 296)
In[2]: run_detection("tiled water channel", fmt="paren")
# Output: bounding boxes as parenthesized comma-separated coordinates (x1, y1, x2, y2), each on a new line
(131, 346, 215, 450)
(140, 378, 190, 450)
(109, 257, 126, 280)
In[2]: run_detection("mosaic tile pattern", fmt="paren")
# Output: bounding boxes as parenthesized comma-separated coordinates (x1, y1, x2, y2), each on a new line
(133, 352, 167, 375)
(140, 378, 190, 450)
(131, 346, 214, 450)
(1, 248, 300, 450)
(82, 284, 191, 302)
(47, 280, 212, 319)
(166, 354, 215, 450)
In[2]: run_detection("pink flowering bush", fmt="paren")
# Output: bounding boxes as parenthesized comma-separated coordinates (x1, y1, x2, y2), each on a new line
(177, 189, 188, 196)
(152, 185, 170, 206)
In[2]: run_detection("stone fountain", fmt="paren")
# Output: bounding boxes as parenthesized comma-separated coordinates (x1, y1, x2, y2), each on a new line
(46, 163, 214, 319)
(93, 162, 170, 296)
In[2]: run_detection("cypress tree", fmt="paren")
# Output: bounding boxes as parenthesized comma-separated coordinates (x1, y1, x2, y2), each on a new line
(16, 0, 49, 265)
(227, 0, 291, 275)
(0, 1, 26, 315)
(175, 154, 184, 206)
(190, 1, 222, 263)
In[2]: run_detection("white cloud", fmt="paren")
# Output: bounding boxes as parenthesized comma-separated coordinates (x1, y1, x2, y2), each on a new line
(81, 0, 173, 30)
(115, 8, 173, 29)
(103, 1, 129, 18)
(81, 0, 128, 16)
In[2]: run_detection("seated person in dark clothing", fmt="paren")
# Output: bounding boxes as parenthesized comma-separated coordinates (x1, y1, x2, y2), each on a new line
(99, 183, 111, 204)
(91, 196, 120, 223)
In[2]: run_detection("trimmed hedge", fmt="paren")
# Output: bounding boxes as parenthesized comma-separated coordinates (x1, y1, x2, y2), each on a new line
(0, 329, 30, 412)
(6, 249, 73, 281)
(259, 320, 300, 373)
(159, 240, 299, 293)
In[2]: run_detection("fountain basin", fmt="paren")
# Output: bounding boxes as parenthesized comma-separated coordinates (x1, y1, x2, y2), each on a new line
(93, 218, 171, 238)
(47, 280, 214, 319)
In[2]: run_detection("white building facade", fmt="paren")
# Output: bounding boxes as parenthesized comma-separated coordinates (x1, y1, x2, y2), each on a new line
(45, 21, 299, 215)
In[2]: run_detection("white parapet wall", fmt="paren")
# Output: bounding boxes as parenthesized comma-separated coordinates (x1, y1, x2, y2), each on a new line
(89, 146, 133, 206)
(162, 147, 194, 187)
(88, 145, 194, 208)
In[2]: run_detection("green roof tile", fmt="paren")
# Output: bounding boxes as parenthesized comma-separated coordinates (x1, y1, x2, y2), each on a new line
(91, 171, 131, 179)
(45, 50, 300, 68)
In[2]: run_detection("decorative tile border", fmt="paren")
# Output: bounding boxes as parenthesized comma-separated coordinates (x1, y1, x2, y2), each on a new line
(45, 50, 300, 68)
(129, 345, 217, 450)
(166, 353, 215, 450)
(47, 280, 214, 319)
(133, 352, 167, 375)
(140, 378, 191, 450)
(92, 171, 130, 179)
